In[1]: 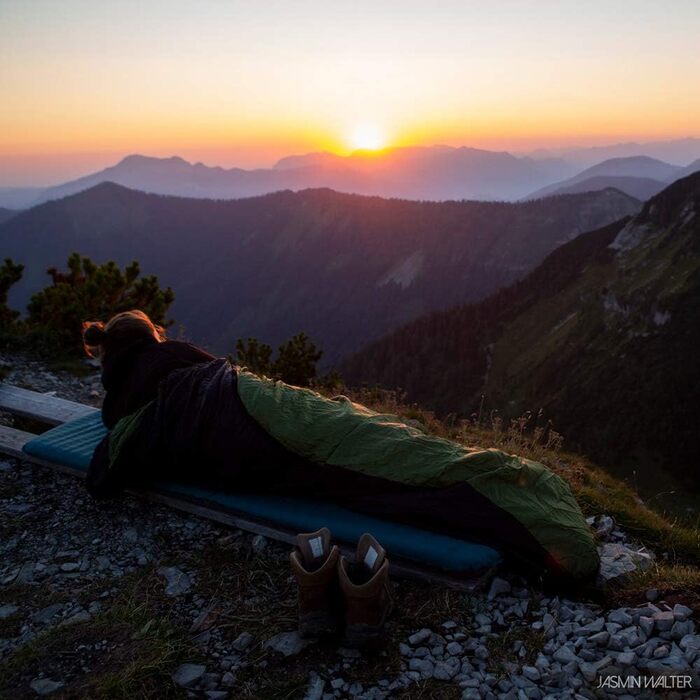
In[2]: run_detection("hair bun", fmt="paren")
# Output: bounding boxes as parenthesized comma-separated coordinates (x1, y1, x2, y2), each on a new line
(83, 323, 107, 346)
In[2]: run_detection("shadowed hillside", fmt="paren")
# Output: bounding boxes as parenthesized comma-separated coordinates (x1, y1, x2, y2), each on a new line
(0, 183, 640, 364)
(342, 173, 700, 484)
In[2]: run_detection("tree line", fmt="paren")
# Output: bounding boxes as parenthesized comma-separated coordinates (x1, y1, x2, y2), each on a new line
(0, 254, 323, 386)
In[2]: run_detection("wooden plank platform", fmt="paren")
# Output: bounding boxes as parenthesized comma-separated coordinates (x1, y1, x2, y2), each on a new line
(0, 384, 492, 591)
(0, 383, 97, 426)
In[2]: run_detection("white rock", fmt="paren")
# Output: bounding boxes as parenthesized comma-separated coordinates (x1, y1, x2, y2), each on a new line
(304, 675, 325, 700)
(639, 616, 655, 637)
(680, 634, 700, 652)
(30, 679, 64, 696)
(488, 577, 511, 599)
(671, 620, 694, 640)
(232, 632, 254, 651)
(408, 628, 432, 646)
(607, 609, 632, 626)
(474, 645, 489, 660)
(446, 641, 464, 656)
(408, 658, 434, 678)
(578, 617, 605, 635)
(158, 566, 192, 596)
(579, 655, 611, 682)
(433, 658, 460, 680)
(673, 604, 693, 621)
(653, 645, 670, 659)
(172, 664, 206, 687)
(0, 604, 19, 619)
(653, 610, 675, 632)
(553, 645, 579, 664)
(265, 631, 309, 657)
(522, 665, 540, 681)
(588, 631, 609, 646)
(617, 651, 636, 666)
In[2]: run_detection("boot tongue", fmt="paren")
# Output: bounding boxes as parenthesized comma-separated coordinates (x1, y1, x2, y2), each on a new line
(356, 533, 386, 575)
(296, 527, 332, 567)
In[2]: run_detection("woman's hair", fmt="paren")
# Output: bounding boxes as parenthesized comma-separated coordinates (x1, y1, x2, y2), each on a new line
(83, 310, 165, 358)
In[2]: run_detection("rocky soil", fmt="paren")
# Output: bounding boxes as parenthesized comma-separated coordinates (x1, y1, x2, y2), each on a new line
(1, 353, 699, 699)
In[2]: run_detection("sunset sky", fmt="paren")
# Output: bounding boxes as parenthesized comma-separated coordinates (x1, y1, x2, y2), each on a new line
(1, 0, 699, 185)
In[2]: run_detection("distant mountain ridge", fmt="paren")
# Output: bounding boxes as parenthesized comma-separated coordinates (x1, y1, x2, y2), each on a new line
(524, 137, 700, 168)
(342, 173, 700, 483)
(526, 155, 689, 200)
(537, 176, 667, 201)
(0, 183, 639, 364)
(30, 147, 575, 205)
(3, 138, 699, 209)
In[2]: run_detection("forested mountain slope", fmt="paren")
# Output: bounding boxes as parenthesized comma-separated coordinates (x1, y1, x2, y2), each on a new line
(343, 174, 700, 482)
(0, 183, 639, 363)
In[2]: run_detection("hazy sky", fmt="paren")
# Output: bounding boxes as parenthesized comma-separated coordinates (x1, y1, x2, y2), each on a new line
(1, 0, 699, 184)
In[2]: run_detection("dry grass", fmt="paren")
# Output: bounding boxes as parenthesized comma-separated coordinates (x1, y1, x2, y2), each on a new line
(0, 567, 198, 699)
(610, 563, 700, 609)
(329, 384, 700, 590)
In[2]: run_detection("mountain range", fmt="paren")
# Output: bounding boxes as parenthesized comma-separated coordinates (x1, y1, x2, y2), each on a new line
(8, 148, 574, 206)
(342, 173, 700, 483)
(525, 155, 700, 200)
(0, 183, 639, 364)
(3, 139, 700, 210)
(523, 137, 700, 168)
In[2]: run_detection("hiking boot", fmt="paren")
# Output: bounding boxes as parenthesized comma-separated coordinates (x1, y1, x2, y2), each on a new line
(289, 527, 340, 638)
(338, 533, 393, 648)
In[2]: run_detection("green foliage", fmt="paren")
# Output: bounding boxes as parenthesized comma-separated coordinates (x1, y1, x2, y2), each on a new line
(0, 258, 23, 331)
(235, 337, 273, 377)
(274, 332, 323, 386)
(26, 253, 175, 355)
(235, 332, 323, 386)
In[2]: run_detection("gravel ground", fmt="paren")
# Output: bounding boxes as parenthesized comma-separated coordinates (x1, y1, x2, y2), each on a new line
(1, 353, 699, 699)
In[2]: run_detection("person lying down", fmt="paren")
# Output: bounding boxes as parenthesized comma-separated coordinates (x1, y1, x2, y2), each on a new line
(84, 310, 599, 584)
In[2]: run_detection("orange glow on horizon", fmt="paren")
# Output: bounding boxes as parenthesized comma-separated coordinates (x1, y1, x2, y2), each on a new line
(1, 1, 699, 184)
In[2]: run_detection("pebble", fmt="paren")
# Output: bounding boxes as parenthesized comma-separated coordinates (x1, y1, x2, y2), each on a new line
(157, 566, 192, 596)
(304, 675, 325, 700)
(653, 610, 675, 632)
(409, 658, 434, 678)
(553, 645, 579, 664)
(408, 628, 432, 646)
(251, 535, 267, 554)
(29, 678, 64, 695)
(0, 604, 19, 619)
(522, 666, 540, 681)
(265, 631, 309, 657)
(607, 609, 632, 626)
(232, 632, 254, 651)
(172, 663, 207, 687)
(488, 576, 511, 599)
(673, 604, 693, 621)
(639, 616, 655, 637)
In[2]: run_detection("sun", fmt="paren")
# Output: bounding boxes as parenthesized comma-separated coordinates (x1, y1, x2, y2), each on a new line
(349, 124, 386, 151)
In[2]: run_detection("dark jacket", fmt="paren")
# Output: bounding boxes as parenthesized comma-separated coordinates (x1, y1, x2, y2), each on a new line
(100, 337, 215, 428)
(87, 359, 308, 499)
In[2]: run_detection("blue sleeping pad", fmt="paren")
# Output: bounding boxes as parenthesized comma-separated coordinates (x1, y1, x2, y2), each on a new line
(23, 412, 502, 572)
